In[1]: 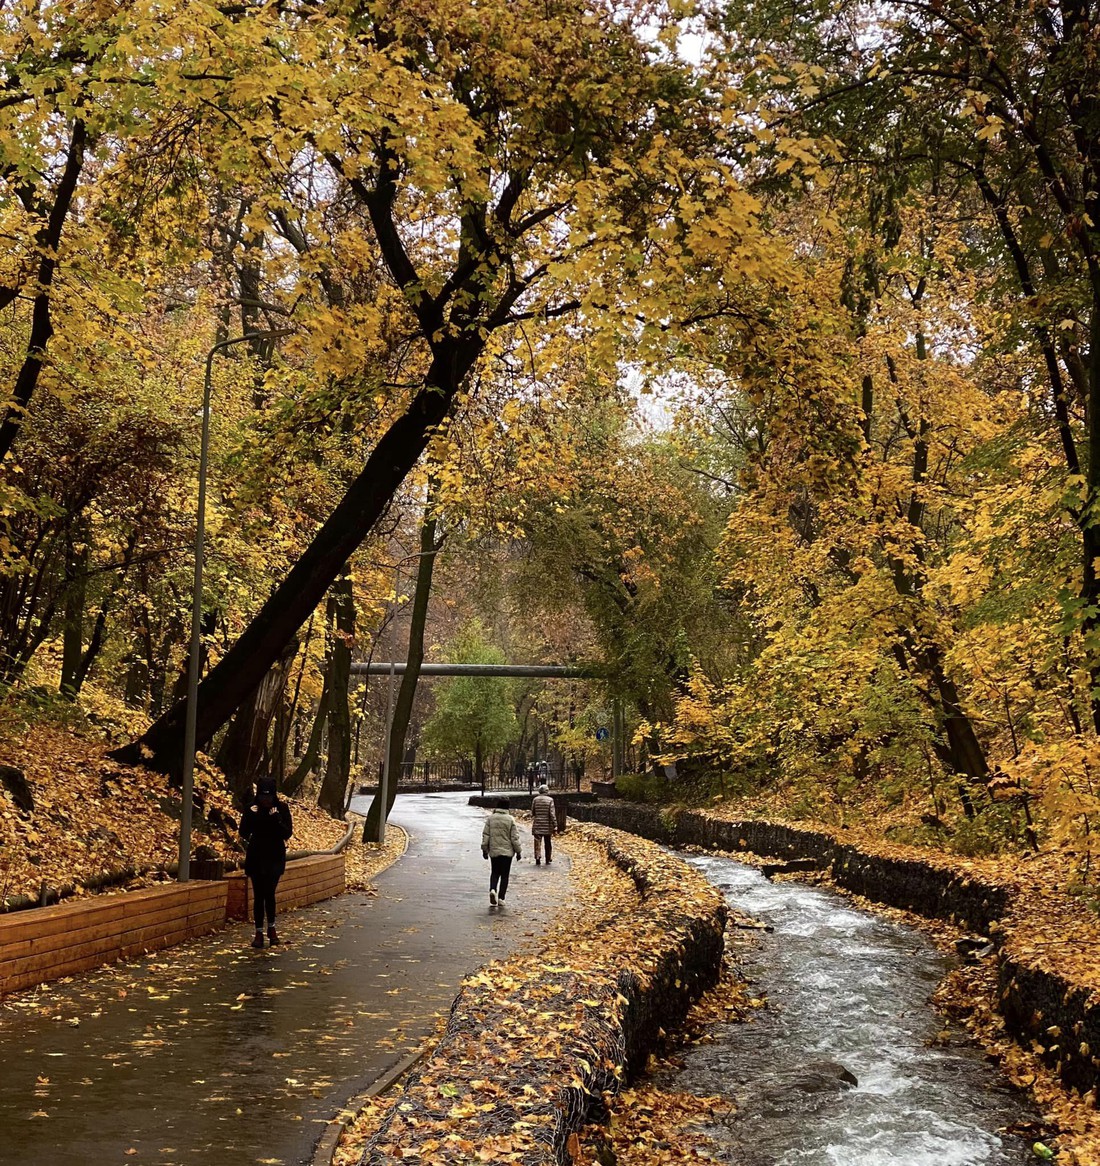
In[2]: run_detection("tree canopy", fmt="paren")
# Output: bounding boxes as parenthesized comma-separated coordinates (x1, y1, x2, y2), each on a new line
(10, 0, 1100, 871)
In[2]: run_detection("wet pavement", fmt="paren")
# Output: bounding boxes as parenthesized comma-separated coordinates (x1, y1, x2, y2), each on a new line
(0, 792, 567, 1166)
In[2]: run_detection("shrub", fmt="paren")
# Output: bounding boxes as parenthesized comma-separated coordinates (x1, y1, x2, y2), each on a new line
(616, 772, 671, 803)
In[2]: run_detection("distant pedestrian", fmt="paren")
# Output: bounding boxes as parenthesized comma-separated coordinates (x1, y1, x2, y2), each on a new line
(481, 797, 521, 908)
(240, 777, 293, 948)
(531, 784, 557, 865)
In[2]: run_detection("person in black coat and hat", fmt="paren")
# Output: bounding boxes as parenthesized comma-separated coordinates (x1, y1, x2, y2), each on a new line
(240, 777, 293, 948)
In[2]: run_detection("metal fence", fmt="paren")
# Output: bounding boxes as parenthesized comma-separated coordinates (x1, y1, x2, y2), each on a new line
(394, 760, 473, 786)
(396, 760, 468, 788)
(363, 757, 585, 793)
(481, 758, 583, 794)
(357, 760, 477, 792)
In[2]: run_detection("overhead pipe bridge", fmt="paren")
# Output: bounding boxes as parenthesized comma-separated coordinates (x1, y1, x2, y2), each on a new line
(351, 661, 619, 839)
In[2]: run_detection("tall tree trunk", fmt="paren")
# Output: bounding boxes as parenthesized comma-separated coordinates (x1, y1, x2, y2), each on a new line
(283, 680, 330, 797)
(1083, 270, 1100, 732)
(124, 654, 148, 707)
(364, 496, 440, 839)
(68, 523, 141, 698)
(271, 695, 290, 786)
(880, 304, 990, 780)
(216, 635, 300, 806)
(59, 532, 88, 698)
(111, 343, 478, 775)
(150, 625, 175, 714)
(916, 644, 989, 780)
(319, 572, 355, 818)
(273, 611, 314, 786)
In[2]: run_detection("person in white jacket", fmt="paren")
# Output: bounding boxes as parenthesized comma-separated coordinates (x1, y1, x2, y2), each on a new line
(481, 798, 522, 907)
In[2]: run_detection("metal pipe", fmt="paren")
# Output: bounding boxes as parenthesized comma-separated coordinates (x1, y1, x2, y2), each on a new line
(359, 660, 599, 837)
(351, 662, 598, 678)
(178, 328, 293, 883)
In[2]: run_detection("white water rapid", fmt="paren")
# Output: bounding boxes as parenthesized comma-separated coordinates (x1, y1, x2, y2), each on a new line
(674, 853, 1037, 1166)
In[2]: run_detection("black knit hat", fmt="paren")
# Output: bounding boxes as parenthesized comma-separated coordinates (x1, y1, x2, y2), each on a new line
(256, 777, 277, 797)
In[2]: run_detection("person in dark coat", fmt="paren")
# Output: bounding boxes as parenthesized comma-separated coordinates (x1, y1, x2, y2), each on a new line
(240, 777, 293, 948)
(531, 784, 557, 865)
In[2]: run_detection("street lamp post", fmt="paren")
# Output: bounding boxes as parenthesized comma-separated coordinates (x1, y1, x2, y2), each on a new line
(377, 659, 396, 845)
(178, 328, 293, 883)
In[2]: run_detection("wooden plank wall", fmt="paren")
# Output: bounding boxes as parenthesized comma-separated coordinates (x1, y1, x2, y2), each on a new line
(0, 880, 226, 995)
(0, 852, 347, 996)
(225, 854, 346, 922)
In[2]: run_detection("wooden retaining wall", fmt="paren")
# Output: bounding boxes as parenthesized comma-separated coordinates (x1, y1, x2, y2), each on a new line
(0, 880, 227, 995)
(0, 852, 347, 996)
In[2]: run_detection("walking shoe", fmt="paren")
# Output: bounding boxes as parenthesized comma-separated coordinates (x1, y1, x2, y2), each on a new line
(251, 930, 264, 948)
(267, 927, 281, 945)
(498, 897, 506, 907)
(535, 859, 541, 866)
(489, 888, 498, 906)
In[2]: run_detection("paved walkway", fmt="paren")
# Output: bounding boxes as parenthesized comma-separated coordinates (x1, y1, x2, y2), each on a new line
(0, 792, 569, 1166)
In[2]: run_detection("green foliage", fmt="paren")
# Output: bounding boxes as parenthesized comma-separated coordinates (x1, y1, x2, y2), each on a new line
(945, 803, 1026, 859)
(422, 622, 519, 763)
(509, 407, 747, 726)
(616, 772, 674, 804)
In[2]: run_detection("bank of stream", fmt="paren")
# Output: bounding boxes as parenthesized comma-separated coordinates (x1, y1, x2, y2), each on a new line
(658, 852, 1037, 1165)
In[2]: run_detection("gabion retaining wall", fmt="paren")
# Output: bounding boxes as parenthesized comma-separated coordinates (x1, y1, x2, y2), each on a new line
(359, 823, 727, 1165)
(568, 800, 1098, 1098)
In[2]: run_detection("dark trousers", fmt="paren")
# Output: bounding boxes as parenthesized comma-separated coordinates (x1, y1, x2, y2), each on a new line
(249, 868, 281, 929)
(489, 855, 513, 900)
(534, 833, 552, 863)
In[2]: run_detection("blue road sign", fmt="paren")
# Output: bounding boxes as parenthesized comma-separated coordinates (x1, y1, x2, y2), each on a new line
(595, 726, 610, 742)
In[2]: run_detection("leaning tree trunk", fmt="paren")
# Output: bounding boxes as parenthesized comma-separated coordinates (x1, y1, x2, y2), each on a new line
(364, 496, 440, 840)
(0, 119, 86, 464)
(110, 345, 478, 777)
(920, 643, 989, 780)
(318, 572, 355, 818)
(216, 636, 300, 807)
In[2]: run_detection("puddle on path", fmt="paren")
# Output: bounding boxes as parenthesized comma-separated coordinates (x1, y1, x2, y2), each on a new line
(668, 853, 1036, 1166)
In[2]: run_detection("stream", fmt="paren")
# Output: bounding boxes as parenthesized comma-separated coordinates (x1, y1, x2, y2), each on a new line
(668, 853, 1037, 1165)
